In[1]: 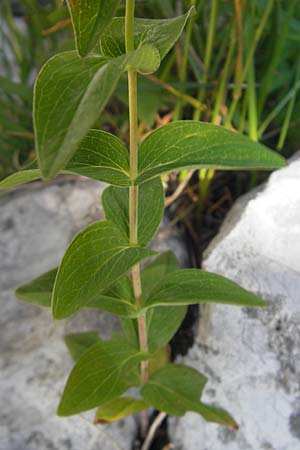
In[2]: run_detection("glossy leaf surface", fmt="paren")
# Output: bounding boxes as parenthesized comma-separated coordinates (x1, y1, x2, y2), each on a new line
(102, 177, 164, 246)
(67, 0, 120, 56)
(52, 221, 154, 319)
(34, 51, 124, 179)
(0, 130, 130, 190)
(145, 269, 268, 308)
(136, 121, 286, 184)
(100, 9, 194, 60)
(57, 335, 145, 416)
(142, 364, 237, 428)
(94, 397, 147, 424)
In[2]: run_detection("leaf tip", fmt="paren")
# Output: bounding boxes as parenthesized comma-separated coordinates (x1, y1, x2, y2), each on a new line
(188, 5, 197, 18)
(56, 400, 67, 417)
(94, 417, 110, 425)
(231, 421, 239, 431)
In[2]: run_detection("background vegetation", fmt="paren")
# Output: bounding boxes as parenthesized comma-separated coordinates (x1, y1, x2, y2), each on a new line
(1, 0, 299, 260)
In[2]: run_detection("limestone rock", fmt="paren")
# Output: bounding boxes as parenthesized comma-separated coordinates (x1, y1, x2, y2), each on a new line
(0, 177, 187, 450)
(170, 157, 300, 450)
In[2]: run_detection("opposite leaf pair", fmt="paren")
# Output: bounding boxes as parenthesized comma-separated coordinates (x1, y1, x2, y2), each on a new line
(2, 0, 287, 435)
(61, 332, 237, 428)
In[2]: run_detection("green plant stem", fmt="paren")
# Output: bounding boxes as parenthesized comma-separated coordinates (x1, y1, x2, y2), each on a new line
(193, 0, 219, 121)
(225, 0, 274, 127)
(258, 80, 300, 138)
(125, 0, 149, 398)
(247, 59, 258, 142)
(173, 0, 197, 120)
(147, 74, 205, 112)
(258, 0, 298, 116)
(211, 26, 235, 124)
(277, 58, 300, 151)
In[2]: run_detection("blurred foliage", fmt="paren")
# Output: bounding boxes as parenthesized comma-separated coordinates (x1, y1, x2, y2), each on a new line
(0, 0, 74, 179)
(0, 0, 299, 184)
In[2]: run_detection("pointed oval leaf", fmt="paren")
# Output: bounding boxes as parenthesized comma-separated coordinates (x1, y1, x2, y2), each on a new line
(34, 51, 125, 179)
(16, 267, 137, 317)
(67, 0, 120, 57)
(65, 331, 100, 362)
(15, 268, 57, 308)
(57, 335, 145, 416)
(142, 364, 207, 416)
(52, 220, 154, 320)
(65, 129, 130, 185)
(145, 269, 268, 308)
(0, 129, 130, 190)
(141, 364, 237, 428)
(100, 9, 195, 60)
(94, 397, 147, 424)
(102, 177, 164, 246)
(136, 121, 286, 184)
(145, 269, 268, 307)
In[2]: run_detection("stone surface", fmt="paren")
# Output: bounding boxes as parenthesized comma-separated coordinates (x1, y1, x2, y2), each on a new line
(0, 177, 188, 450)
(170, 157, 300, 450)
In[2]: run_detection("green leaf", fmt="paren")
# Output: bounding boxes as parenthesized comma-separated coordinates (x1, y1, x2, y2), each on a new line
(137, 76, 161, 126)
(0, 164, 41, 191)
(52, 220, 154, 320)
(136, 121, 286, 184)
(121, 253, 186, 352)
(57, 335, 145, 416)
(141, 253, 186, 352)
(141, 252, 179, 300)
(65, 331, 100, 362)
(126, 45, 160, 75)
(94, 397, 147, 424)
(0, 129, 130, 190)
(64, 129, 130, 185)
(100, 9, 195, 60)
(67, 0, 120, 57)
(102, 177, 164, 246)
(141, 364, 238, 428)
(90, 276, 137, 317)
(15, 268, 57, 308)
(16, 267, 137, 317)
(145, 269, 268, 309)
(149, 346, 170, 376)
(34, 51, 125, 179)
(120, 317, 139, 348)
(147, 305, 186, 353)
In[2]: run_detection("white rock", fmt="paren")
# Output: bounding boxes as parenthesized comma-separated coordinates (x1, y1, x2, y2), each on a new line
(170, 157, 300, 450)
(0, 178, 187, 450)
